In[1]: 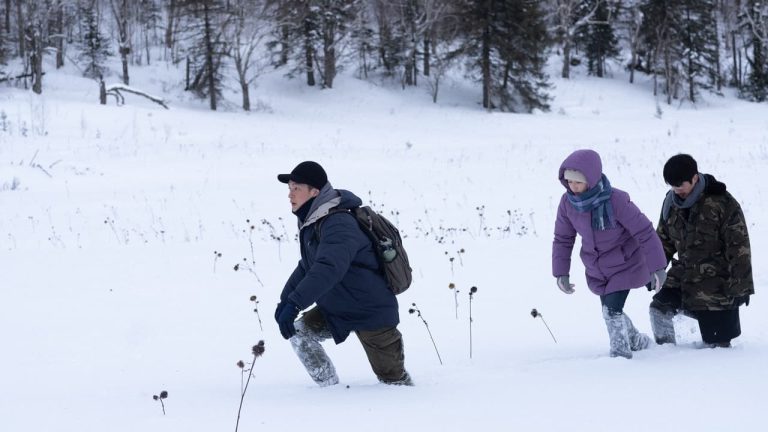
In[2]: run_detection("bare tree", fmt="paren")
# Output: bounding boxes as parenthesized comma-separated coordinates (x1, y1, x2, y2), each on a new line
(227, 0, 270, 111)
(549, 0, 607, 79)
(110, 0, 132, 84)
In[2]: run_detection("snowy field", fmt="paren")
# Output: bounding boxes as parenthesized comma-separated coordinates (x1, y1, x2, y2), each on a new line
(1, 57, 767, 432)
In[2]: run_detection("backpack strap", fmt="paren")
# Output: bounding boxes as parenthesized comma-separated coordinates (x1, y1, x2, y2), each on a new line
(313, 207, 352, 243)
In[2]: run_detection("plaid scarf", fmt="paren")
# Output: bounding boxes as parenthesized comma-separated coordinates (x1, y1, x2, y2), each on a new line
(566, 174, 616, 230)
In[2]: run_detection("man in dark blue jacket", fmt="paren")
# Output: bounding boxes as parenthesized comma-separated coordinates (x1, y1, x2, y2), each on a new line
(274, 161, 412, 386)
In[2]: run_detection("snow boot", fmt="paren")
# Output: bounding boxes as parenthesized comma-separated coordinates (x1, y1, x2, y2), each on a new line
(624, 314, 651, 351)
(380, 371, 414, 386)
(291, 319, 340, 387)
(602, 306, 632, 359)
(649, 304, 676, 345)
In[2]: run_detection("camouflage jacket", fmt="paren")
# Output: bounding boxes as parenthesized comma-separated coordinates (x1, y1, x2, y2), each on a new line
(657, 174, 754, 311)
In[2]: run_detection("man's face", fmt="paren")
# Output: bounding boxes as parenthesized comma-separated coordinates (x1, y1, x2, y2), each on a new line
(288, 181, 318, 212)
(671, 174, 699, 199)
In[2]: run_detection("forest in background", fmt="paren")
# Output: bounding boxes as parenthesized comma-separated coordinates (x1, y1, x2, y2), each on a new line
(1, 0, 767, 112)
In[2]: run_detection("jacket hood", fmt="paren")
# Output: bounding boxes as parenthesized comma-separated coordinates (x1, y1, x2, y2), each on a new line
(703, 174, 727, 195)
(559, 149, 603, 190)
(299, 185, 363, 230)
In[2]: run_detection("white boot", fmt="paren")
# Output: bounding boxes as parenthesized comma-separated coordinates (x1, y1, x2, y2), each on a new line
(291, 320, 340, 386)
(649, 305, 676, 345)
(603, 306, 632, 359)
(624, 314, 651, 351)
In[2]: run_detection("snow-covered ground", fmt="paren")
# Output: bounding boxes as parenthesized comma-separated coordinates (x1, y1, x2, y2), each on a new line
(1, 56, 766, 432)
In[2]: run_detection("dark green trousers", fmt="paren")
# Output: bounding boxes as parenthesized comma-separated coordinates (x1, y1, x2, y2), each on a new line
(300, 307, 408, 383)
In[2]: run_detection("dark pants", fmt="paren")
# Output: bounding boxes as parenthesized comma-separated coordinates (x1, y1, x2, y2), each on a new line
(651, 288, 741, 344)
(600, 290, 630, 315)
(301, 307, 408, 383)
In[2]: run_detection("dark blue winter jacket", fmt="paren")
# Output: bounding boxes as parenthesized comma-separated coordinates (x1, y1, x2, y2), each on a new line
(280, 184, 399, 343)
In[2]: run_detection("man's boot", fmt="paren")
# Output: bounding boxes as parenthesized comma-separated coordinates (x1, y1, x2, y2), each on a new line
(602, 306, 632, 359)
(649, 303, 676, 345)
(624, 314, 651, 351)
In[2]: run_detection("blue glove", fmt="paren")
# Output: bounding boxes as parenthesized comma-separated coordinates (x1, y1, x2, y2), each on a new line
(276, 301, 301, 339)
(556, 275, 575, 294)
(274, 302, 285, 322)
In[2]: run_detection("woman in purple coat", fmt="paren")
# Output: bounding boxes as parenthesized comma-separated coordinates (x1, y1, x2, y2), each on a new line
(552, 149, 667, 358)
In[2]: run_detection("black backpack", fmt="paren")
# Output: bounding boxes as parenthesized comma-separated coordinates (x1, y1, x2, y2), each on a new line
(316, 206, 412, 294)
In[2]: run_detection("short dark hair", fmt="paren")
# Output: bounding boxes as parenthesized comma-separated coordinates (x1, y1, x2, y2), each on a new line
(663, 154, 698, 186)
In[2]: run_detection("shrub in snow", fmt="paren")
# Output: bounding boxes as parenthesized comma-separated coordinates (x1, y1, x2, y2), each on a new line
(249, 295, 263, 331)
(152, 390, 168, 415)
(531, 308, 557, 344)
(408, 303, 443, 365)
(235, 341, 265, 432)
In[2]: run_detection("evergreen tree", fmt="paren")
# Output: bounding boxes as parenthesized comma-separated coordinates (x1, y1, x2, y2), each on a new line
(179, 0, 228, 110)
(678, 0, 719, 102)
(0, 15, 7, 71)
(454, 0, 550, 112)
(639, 0, 720, 103)
(739, 0, 768, 101)
(575, 0, 619, 77)
(268, 0, 359, 89)
(77, 0, 112, 79)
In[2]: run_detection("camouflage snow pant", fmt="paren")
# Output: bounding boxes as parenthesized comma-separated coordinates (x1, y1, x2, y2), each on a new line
(290, 307, 411, 386)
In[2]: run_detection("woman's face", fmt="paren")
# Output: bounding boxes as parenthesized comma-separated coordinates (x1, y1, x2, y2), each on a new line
(568, 180, 588, 195)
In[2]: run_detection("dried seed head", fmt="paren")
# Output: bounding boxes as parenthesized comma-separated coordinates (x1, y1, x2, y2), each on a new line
(153, 395, 159, 400)
(249, 295, 257, 301)
(252, 340, 265, 357)
(448, 283, 455, 289)
(470, 286, 478, 294)
(530, 308, 539, 318)
(160, 391, 168, 399)
(237, 360, 245, 369)
(408, 308, 415, 314)
(233, 264, 240, 271)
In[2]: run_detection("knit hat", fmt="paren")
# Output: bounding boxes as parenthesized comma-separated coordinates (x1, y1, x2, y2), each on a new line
(563, 169, 587, 183)
(663, 154, 698, 187)
(277, 161, 328, 190)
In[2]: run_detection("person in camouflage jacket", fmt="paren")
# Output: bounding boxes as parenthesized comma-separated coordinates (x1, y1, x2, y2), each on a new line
(650, 154, 754, 348)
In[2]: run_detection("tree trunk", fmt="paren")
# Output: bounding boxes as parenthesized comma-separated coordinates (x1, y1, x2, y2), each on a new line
(279, 25, 289, 66)
(55, 1, 64, 68)
(120, 46, 129, 85)
(304, 19, 315, 87)
(99, 78, 107, 104)
(4, 0, 10, 36)
(32, 31, 43, 94)
(731, 31, 738, 87)
(481, 4, 491, 110)
(561, 39, 571, 79)
(165, 0, 176, 49)
(203, 3, 216, 110)
(15, 0, 23, 58)
(324, 45, 335, 88)
(423, 38, 430, 77)
(241, 80, 250, 111)
(145, 30, 150, 65)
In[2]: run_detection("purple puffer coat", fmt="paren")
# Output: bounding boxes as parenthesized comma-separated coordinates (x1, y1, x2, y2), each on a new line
(552, 149, 667, 296)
